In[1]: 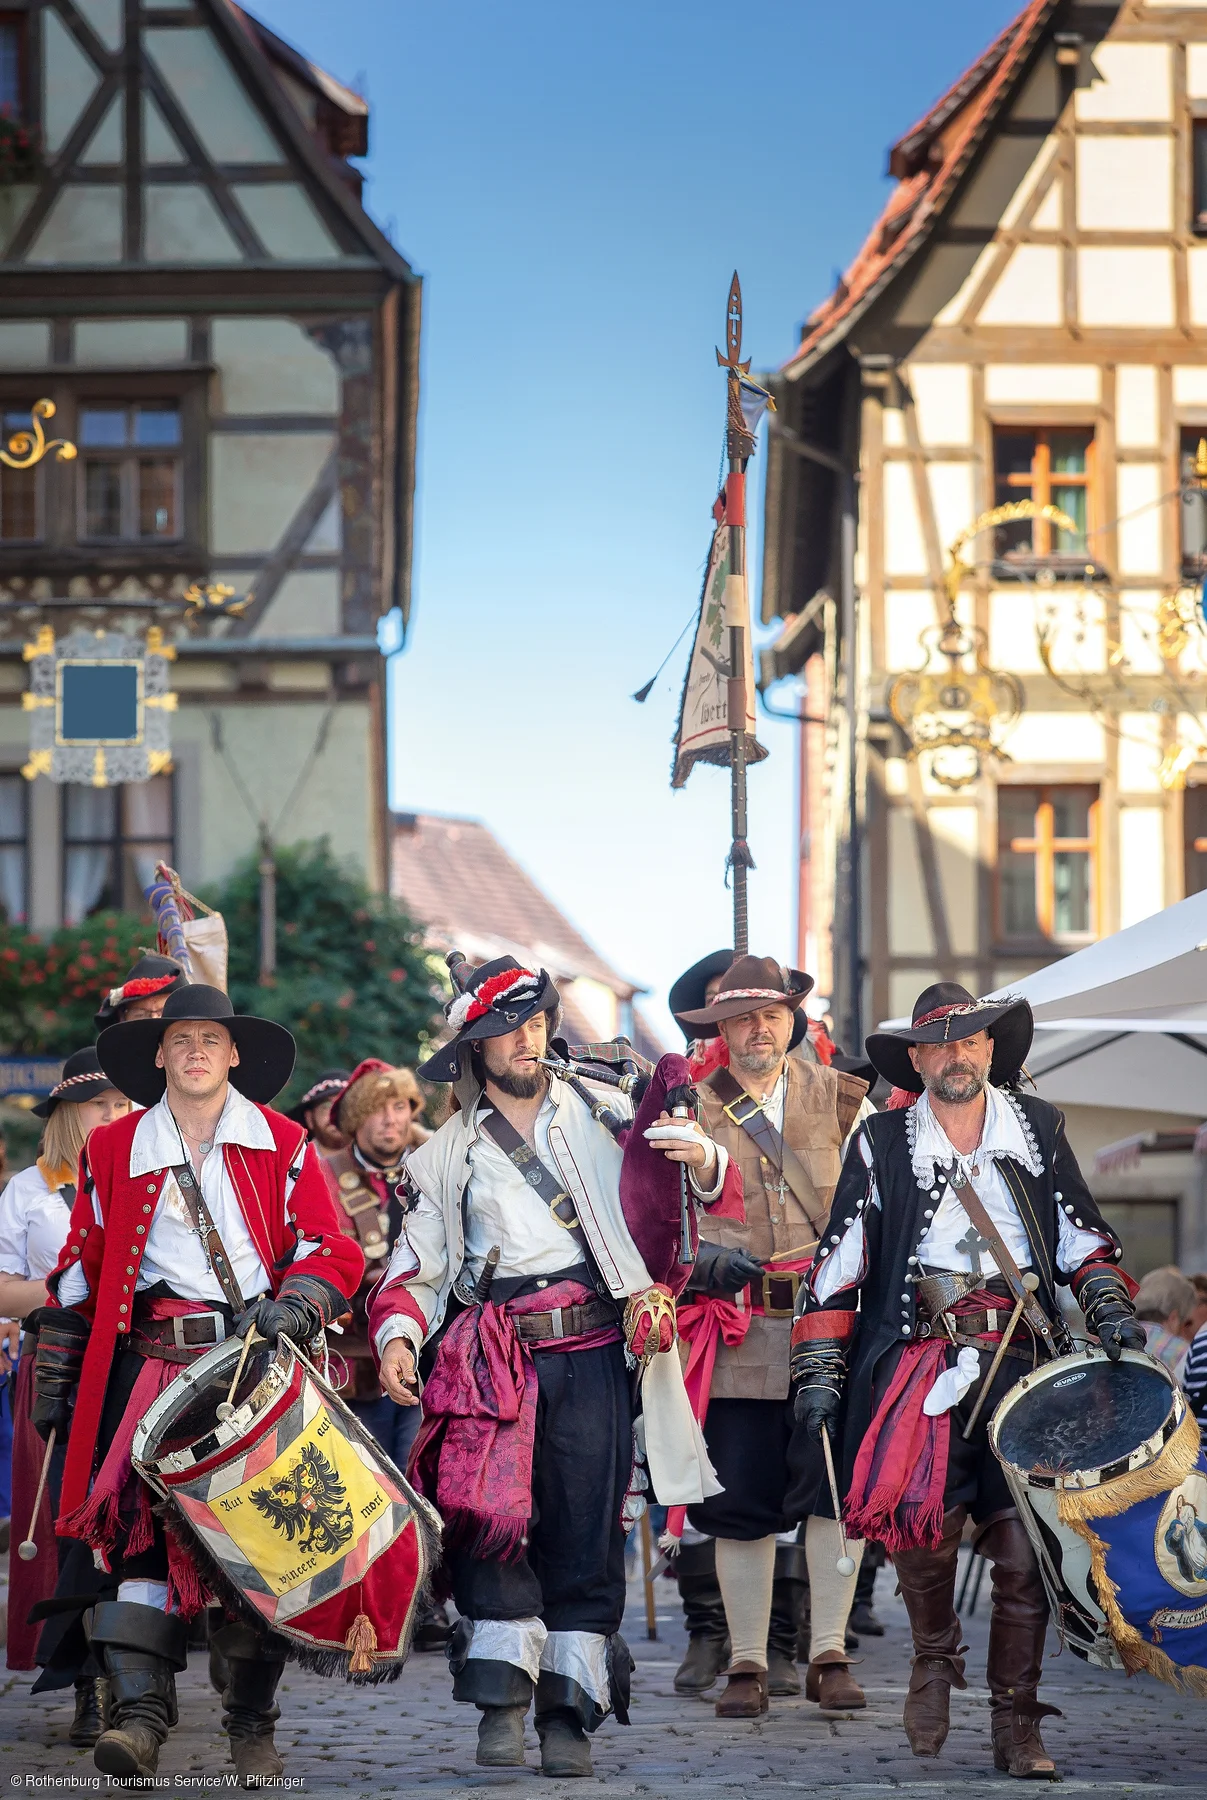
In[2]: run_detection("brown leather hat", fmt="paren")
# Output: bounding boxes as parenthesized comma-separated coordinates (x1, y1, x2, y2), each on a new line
(674, 954, 814, 1040)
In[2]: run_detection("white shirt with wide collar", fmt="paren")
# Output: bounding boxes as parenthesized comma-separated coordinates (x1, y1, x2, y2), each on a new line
(912, 1084, 1039, 1276)
(58, 1086, 295, 1308)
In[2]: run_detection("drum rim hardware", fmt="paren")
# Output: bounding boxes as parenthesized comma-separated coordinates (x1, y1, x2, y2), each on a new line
(990, 1347, 1183, 1491)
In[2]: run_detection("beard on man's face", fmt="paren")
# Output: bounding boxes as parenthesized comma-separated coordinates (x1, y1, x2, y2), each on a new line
(922, 1059, 986, 1105)
(733, 1044, 783, 1078)
(479, 1039, 547, 1100)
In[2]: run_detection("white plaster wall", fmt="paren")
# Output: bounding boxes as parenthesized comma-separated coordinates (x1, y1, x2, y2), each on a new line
(75, 318, 189, 364)
(1118, 808, 1166, 927)
(0, 323, 50, 366)
(952, 137, 1051, 230)
(1078, 249, 1174, 328)
(1185, 249, 1207, 328)
(1031, 181, 1063, 232)
(143, 95, 185, 163)
(211, 318, 340, 415)
(884, 591, 939, 671)
(890, 970, 941, 1023)
(979, 245, 1064, 326)
(927, 463, 975, 555)
(27, 187, 122, 263)
(1189, 44, 1207, 100)
(902, 245, 990, 328)
(256, 570, 341, 638)
(74, 0, 122, 50)
(1174, 367, 1207, 407)
(1116, 464, 1165, 575)
(1076, 137, 1172, 233)
(909, 364, 972, 444)
(1074, 42, 1173, 121)
(144, 186, 242, 262)
(984, 364, 1099, 405)
(932, 806, 979, 956)
(888, 807, 933, 956)
(1116, 367, 1160, 447)
(172, 699, 375, 884)
(43, 10, 99, 154)
(1119, 595, 1167, 674)
(990, 590, 1044, 672)
(1002, 140, 1060, 232)
(144, 29, 282, 164)
(230, 185, 342, 261)
(1000, 711, 1105, 762)
(1118, 713, 1165, 791)
(209, 434, 333, 554)
(882, 407, 905, 448)
(883, 463, 929, 576)
(81, 94, 123, 165)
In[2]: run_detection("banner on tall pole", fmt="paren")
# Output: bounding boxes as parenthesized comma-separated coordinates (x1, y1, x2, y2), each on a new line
(671, 521, 767, 790)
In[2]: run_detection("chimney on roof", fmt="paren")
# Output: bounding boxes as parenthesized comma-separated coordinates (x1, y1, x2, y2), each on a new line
(392, 811, 419, 835)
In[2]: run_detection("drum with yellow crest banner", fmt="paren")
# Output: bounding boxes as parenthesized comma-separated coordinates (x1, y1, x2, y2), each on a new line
(132, 1331, 441, 1682)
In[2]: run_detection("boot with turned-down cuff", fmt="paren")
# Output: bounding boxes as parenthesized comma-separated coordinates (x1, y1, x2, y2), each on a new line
(89, 1602, 189, 1781)
(891, 1507, 968, 1758)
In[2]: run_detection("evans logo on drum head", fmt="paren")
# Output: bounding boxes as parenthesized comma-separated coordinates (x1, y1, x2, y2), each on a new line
(1053, 1373, 1088, 1389)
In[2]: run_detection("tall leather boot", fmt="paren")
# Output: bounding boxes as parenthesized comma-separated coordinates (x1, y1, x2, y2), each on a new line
(69, 1663, 110, 1748)
(891, 1507, 968, 1759)
(90, 1601, 188, 1780)
(213, 1621, 287, 1787)
(980, 1516, 1060, 1779)
(673, 1537, 731, 1694)
(767, 1541, 806, 1696)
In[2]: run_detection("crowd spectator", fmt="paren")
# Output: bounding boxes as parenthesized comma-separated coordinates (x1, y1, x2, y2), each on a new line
(1182, 1273, 1207, 1423)
(1133, 1265, 1197, 1381)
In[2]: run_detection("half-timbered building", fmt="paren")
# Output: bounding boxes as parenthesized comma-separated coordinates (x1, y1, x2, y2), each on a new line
(762, 0, 1207, 1265)
(0, 0, 418, 926)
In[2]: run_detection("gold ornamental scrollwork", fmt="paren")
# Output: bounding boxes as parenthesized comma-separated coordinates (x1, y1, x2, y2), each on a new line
(0, 399, 76, 470)
(888, 501, 1080, 791)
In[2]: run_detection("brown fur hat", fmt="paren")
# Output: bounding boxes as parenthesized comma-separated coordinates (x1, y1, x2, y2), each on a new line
(332, 1058, 423, 1138)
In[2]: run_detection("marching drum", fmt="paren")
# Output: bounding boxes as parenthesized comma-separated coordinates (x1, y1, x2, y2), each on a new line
(990, 1348, 1207, 1693)
(132, 1332, 441, 1682)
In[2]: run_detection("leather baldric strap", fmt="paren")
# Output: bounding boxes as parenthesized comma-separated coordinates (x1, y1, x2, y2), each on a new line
(479, 1110, 593, 1264)
(334, 1165, 392, 1262)
(706, 1066, 828, 1235)
(936, 1161, 1059, 1358)
(169, 1161, 247, 1315)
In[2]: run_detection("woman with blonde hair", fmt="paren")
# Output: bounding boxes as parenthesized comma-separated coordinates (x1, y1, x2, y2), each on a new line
(0, 1047, 130, 1737)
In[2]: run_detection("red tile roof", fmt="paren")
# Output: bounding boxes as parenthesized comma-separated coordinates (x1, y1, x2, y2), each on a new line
(784, 0, 1057, 380)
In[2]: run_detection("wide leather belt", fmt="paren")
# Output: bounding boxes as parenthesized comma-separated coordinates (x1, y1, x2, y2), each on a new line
(512, 1298, 619, 1342)
(131, 1308, 230, 1363)
(752, 1270, 801, 1318)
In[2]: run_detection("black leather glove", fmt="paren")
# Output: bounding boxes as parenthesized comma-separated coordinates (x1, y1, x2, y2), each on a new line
(32, 1306, 89, 1442)
(790, 1331, 846, 1440)
(237, 1272, 346, 1345)
(687, 1242, 766, 1296)
(1074, 1265, 1147, 1363)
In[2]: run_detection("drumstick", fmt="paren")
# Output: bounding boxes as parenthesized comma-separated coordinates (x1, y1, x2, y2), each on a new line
(17, 1428, 56, 1561)
(216, 1326, 260, 1422)
(766, 1240, 819, 1263)
(821, 1424, 856, 1577)
(962, 1273, 1040, 1442)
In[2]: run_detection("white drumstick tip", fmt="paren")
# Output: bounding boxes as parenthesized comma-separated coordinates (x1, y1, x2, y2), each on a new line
(17, 1540, 37, 1561)
(836, 1554, 856, 1576)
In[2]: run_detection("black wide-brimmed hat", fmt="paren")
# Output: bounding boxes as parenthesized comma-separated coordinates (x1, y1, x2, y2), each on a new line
(32, 1045, 124, 1117)
(675, 955, 814, 1042)
(286, 1067, 352, 1126)
(97, 984, 296, 1109)
(865, 982, 1033, 1095)
(418, 956, 559, 1084)
(671, 948, 811, 1052)
(93, 953, 188, 1031)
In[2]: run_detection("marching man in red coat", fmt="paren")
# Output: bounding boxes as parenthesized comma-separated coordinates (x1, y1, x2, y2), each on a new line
(35, 986, 363, 1784)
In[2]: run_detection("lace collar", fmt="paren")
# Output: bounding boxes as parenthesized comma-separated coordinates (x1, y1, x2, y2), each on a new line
(905, 1084, 1043, 1191)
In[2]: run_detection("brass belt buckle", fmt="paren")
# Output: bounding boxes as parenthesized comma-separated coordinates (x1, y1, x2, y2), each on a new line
(761, 1270, 799, 1317)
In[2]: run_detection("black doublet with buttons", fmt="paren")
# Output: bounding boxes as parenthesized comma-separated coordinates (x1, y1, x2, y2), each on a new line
(801, 1092, 1124, 1494)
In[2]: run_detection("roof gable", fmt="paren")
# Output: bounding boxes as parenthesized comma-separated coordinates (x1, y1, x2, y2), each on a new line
(784, 0, 1059, 380)
(2, 0, 412, 276)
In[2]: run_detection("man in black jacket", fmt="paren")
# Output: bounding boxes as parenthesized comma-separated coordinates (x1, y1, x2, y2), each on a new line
(791, 984, 1144, 1780)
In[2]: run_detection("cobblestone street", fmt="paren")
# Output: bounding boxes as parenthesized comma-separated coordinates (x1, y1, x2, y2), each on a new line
(1, 1547, 1204, 1798)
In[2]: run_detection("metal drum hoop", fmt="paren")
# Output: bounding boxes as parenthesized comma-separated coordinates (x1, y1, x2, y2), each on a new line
(131, 1333, 294, 1492)
(988, 1346, 1182, 1493)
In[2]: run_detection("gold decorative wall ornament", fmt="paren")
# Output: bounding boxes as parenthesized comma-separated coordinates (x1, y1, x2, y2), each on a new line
(182, 581, 250, 621)
(0, 399, 76, 470)
(887, 502, 1078, 790)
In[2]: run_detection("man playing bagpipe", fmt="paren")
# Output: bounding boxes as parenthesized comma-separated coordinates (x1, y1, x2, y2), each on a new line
(790, 984, 1144, 1779)
(370, 955, 736, 1778)
(34, 986, 363, 1784)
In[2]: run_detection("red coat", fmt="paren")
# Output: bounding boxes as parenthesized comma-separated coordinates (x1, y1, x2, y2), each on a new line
(51, 1102, 364, 1522)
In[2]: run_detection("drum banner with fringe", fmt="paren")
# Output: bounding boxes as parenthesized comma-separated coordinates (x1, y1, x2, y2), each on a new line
(134, 1336, 441, 1683)
(1057, 1408, 1207, 1697)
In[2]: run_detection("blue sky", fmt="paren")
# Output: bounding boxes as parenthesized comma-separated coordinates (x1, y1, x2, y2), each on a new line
(252, 0, 1021, 1043)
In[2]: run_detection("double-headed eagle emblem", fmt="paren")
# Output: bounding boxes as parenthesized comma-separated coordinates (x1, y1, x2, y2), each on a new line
(250, 1441, 354, 1557)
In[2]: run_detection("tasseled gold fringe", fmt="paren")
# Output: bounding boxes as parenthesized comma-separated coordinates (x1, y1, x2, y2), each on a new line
(345, 1611, 378, 1675)
(1056, 1408, 1201, 1526)
(1062, 1513, 1207, 1700)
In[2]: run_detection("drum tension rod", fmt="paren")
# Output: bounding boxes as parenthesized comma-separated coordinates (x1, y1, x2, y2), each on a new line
(962, 1273, 1039, 1442)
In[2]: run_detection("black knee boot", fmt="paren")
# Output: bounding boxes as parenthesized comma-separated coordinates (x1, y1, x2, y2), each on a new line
(212, 1620, 287, 1787)
(673, 1537, 731, 1693)
(90, 1602, 188, 1780)
(767, 1542, 806, 1696)
(69, 1652, 110, 1748)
